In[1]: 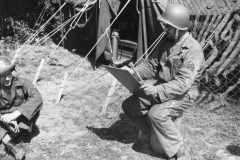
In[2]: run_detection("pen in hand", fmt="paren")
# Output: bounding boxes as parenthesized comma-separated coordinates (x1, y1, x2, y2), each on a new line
(128, 62, 145, 85)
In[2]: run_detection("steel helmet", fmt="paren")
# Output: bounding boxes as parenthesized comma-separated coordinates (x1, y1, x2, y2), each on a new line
(158, 4, 190, 30)
(0, 57, 15, 76)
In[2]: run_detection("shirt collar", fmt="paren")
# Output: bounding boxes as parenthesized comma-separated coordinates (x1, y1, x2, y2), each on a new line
(180, 32, 192, 49)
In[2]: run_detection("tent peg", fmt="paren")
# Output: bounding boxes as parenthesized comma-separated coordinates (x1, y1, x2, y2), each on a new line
(56, 72, 68, 104)
(32, 59, 45, 86)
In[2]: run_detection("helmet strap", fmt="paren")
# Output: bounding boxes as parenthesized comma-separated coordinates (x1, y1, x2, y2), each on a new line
(175, 29, 179, 41)
(164, 26, 168, 32)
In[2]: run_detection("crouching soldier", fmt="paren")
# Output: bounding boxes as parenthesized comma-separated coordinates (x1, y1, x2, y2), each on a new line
(121, 4, 205, 160)
(0, 57, 43, 160)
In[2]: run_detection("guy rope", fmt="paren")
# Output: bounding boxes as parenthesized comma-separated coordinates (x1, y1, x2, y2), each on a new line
(55, 0, 132, 104)
(11, 2, 67, 64)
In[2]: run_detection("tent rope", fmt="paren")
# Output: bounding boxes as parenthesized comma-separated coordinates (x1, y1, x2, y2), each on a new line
(19, 1, 89, 63)
(33, 1, 47, 30)
(66, 0, 132, 82)
(71, 4, 89, 29)
(24, 2, 67, 47)
(144, 33, 165, 60)
(21, 13, 79, 55)
(36, 6, 47, 31)
(44, 1, 90, 65)
(12, 2, 67, 64)
(133, 31, 166, 67)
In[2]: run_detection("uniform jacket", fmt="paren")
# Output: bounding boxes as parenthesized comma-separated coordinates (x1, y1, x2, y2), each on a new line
(0, 77, 43, 121)
(134, 33, 205, 103)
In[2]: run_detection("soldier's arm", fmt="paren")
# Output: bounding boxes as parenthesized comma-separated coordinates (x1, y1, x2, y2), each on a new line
(155, 50, 204, 102)
(17, 78, 43, 120)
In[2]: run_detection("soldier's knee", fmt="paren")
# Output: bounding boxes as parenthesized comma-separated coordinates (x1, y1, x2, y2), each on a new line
(147, 107, 169, 123)
(147, 108, 155, 122)
(122, 95, 139, 113)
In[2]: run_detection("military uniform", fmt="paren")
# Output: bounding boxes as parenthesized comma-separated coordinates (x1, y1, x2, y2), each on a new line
(122, 32, 205, 158)
(0, 77, 43, 140)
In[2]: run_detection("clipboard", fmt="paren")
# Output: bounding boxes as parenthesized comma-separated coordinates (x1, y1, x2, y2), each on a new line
(103, 65, 158, 102)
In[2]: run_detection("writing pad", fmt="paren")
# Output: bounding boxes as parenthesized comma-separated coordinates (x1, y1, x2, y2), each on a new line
(103, 65, 158, 102)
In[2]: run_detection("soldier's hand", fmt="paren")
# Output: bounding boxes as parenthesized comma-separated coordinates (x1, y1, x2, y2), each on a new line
(9, 121, 20, 133)
(121, 66, 134, 75)
(140, 84, 158, 97)
(0, 111, 21, 124)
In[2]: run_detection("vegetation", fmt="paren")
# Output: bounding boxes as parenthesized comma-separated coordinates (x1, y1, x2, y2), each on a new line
(0, 0, 61, 45)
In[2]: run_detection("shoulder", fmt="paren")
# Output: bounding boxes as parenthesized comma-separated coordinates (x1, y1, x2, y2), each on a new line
(13, 77, 32, 87)
(185, 34, 203, 52)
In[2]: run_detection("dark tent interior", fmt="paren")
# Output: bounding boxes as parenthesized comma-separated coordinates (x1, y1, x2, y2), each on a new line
(62, 0, 164, 67)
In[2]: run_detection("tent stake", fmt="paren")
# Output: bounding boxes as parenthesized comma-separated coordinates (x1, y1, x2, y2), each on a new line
(56, 72, 68, 104)
(100, 79, 117, 116)
(11, 46, 23, 64)
(32, 59, 45, 86)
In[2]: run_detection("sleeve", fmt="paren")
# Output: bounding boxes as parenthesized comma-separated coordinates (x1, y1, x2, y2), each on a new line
(133, 58, 158, 80)
(156, 50, 204, 102)
(133, 44, 165, 80)
(17, 79, 43, 120)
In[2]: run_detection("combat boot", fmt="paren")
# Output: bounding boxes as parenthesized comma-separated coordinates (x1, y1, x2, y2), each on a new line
(4, 141, 26, 160)
(175, 144, 191, 160)
(0, 143, 7, 157)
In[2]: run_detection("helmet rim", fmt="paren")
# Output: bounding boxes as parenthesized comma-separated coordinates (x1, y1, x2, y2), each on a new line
(0, 65, 15, 76)
(158, 4, 190, 30)
(0, 57, 15, 76)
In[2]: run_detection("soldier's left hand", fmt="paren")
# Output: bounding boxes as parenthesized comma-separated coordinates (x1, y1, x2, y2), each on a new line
(140, 84, 158, 97)
(9, 121, 20, 133)
(0, 111, 21, 124)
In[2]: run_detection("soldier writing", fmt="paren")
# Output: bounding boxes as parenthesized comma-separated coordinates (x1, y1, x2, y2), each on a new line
(121, 4, 205, 160)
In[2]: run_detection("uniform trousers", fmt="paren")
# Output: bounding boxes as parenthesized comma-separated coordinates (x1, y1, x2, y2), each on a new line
(0, 111, 40, 141)
(122, 94, 195, 158)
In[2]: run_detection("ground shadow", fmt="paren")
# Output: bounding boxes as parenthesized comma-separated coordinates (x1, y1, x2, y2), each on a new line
(13, 125, 40, 144)
(87, 113, 165, 159)
(226, 145, 240, 156)
(87, 113, 138, 144)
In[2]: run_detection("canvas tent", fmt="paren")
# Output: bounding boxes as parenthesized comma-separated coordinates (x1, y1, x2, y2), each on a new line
(62, 0, 240, 66)
(62, 0, 164, 66)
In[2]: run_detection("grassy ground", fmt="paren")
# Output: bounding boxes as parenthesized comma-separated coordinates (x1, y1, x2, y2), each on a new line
(1, 44, 240, 160)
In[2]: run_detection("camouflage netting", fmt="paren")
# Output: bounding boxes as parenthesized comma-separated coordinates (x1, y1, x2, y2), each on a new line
(168, 0, 240, 106)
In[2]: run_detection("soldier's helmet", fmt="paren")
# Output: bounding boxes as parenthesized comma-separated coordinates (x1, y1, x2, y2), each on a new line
(158, 4, 190, 30)
(0, 57, 15, 76)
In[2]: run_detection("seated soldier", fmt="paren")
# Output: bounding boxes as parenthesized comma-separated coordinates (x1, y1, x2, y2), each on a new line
(0, 57, 43, 160)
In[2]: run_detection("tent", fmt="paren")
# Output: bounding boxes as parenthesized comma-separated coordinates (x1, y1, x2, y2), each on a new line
(62, 0, 164, 66)
(62, 0, 240, 66)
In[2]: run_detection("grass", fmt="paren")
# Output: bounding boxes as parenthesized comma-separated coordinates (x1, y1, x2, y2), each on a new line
(0, 43, 240, 160)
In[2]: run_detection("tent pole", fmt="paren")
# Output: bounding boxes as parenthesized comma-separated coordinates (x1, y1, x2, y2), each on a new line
(140, 0, 148, 56)
(136, 8, 143, 65)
